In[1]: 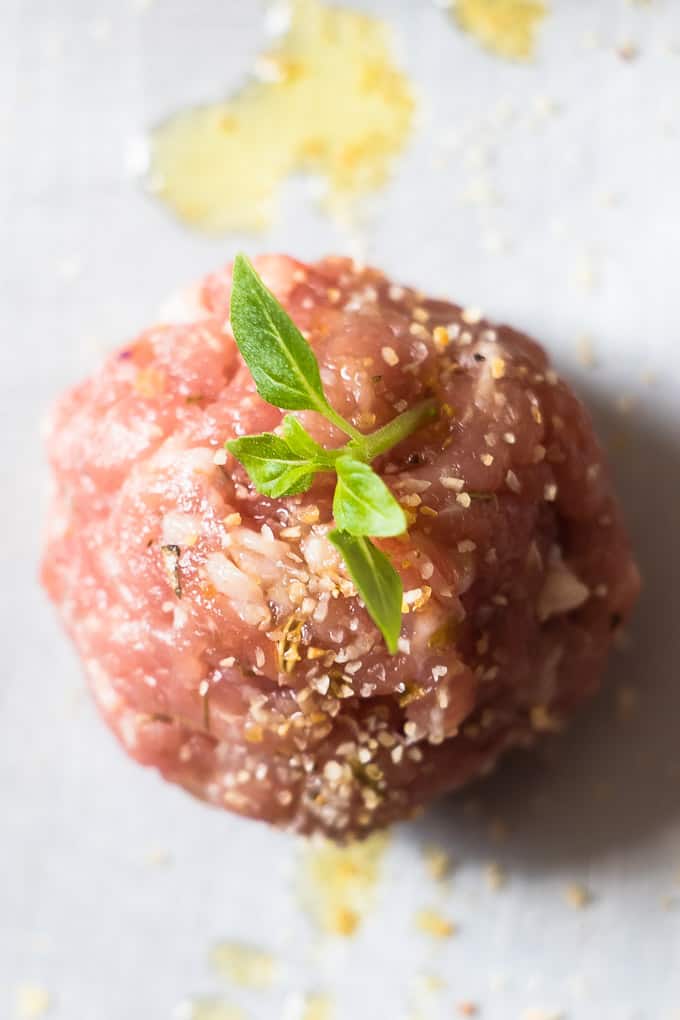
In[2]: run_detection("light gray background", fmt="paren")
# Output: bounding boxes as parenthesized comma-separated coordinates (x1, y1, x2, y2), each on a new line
(2, 1, 680, 1018)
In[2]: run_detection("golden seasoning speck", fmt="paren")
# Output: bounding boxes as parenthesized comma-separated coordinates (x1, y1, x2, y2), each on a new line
(491, 357, 506, 379)
(415, 908, 457, 938)
(530, 704, 562, 732)
(564, 883, 592, 909)
(457, 1003, 479, 1017)
(433, 325, 450, 350)
(150, 0, 414, 232)
(423, 845, 453, 881)
(299, 993, 334, 1020)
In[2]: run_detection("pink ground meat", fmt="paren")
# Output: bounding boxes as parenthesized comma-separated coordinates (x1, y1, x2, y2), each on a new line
(42, 255, 640, 838)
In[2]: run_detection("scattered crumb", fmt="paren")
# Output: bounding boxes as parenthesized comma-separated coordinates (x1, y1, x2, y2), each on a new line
(523, 1010, 564, 1020)
(460, 177, 502, 207)
(415, 908, 457, 938)
(462, 305, 483, 325)
(412, 973, 446, 996)
(488, 818, 509, 844)
(423, 845, 452, 881)
(531, 704, 562, 732)
(457, 1004, 479, 1017)
(209, 942, 277, 988)
(616, 394, 636, 415)
(295, 993, 335, 1020)
(14, 986, 51, 1019)
(571, 253, 598, 292)
(617, 41, 639, 61)
(176, 1001, 245, 1020)
(485, 862, 506, 891)
(145, 847, 172, 867)
(533, 95, 560, 119)
(575, 334, 596, 368)
(616, 684, 638, 719)
(564, 883, 593, 909)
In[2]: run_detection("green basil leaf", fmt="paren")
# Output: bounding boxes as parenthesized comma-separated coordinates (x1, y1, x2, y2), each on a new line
(227, 433, 321, 498)
(281, 415, 331, 462)
(230, 255, 332, 415)
(333, 456, 407, 537)
(329, 530, 403, 654)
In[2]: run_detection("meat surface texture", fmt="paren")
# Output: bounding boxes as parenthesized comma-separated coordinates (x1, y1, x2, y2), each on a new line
(42, 255, 640, 838)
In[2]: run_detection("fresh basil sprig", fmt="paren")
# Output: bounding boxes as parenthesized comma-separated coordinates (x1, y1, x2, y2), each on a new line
(226, 254, 438, 654)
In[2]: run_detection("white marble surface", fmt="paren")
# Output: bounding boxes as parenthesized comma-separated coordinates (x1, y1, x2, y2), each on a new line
(2, 1, 680, 1018)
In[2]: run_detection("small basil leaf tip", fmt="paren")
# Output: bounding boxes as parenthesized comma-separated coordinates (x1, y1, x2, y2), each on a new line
(333, 456, 407, 537)
(329, 530, 403, 654)
(226, 433, 323, 499)
(281, 415, 332, 462)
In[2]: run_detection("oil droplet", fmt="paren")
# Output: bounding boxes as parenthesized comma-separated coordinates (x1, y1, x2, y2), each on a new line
(182, 1002, 246, 1020)
(209, 941, 277, 988)
(299, 831, 389, 936)
(452, 0, 547, 61)
(150, 0, 414, 232)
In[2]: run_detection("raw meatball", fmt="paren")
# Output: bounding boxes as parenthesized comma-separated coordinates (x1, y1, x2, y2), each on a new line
(42, 255, 639, 838)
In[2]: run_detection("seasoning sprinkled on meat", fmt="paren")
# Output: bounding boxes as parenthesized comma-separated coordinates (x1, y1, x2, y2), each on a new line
(42, 254, 639, 838)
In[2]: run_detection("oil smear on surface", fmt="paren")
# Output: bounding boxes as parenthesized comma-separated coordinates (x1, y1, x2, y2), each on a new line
(299, 831, 389, 936)
(452, 0, 547, 61)
(150, 0, 414, 233)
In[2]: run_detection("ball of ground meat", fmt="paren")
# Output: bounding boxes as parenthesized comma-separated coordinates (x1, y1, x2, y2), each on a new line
(42, 255, 640, 839)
